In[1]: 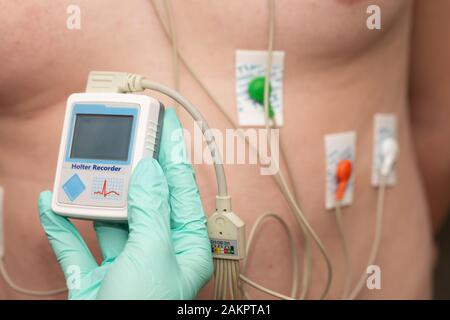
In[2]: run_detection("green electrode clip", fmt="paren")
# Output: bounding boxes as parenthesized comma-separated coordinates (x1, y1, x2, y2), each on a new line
(247, 76, 275, 119)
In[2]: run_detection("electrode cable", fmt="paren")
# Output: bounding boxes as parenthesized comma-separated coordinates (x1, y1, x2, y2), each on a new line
(348, 174, 387, 300)
(151, 0, 331, 300)
(334, 201, 352, 299)
(157, 0, 304, 300)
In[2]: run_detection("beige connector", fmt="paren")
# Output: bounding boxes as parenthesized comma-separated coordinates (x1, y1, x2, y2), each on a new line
(208, 210, 245, 260)
(85, 71, 145, 93)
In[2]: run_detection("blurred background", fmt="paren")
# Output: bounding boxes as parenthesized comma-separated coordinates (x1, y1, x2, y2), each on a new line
(434, 213, 450, 299)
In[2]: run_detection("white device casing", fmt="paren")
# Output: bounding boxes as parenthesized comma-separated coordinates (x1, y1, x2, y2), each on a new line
(51, 93, 163, 221)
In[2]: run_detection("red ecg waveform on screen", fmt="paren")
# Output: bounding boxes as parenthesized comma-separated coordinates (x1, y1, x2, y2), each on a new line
(94, 179, 120, 197)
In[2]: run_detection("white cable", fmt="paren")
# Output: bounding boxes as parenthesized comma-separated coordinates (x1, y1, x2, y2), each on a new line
(241, 212, 299, 299)
(262, 0, 331, 300)
(239, 275, 295, 300)
(227, 260, 234, 299)
(218, 260, 223, 299)
(0, 259, 67, 297)
(232, 260, 239, 298)
(152, 0, 322, 299)
(163, 0, 180, 111)
(140, 79, 228, 198)
(347, 174, 387, 300)
(348, 138, 397, 299)
(0, 187, 67, 297)
(159, 3, 243, 299)
(214, 259, 239, 300)
(262, 0, 312, 299)
(213, 259, 218, 299)
(155, 0, 306, 299)
(334, 201, 352, 299)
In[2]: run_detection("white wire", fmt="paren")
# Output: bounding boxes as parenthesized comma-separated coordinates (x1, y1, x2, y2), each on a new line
(239, 275, 295, 300)
(162, 0, 180, 111)
(141, 79, 228, 198)
(222, 259, 228, 299)
(348, 174, 387, 300)
(0, 189, 67, 297)
(241, 212, 299, 299)
(226, 260, 234, 299)
(216, 259, 221, 299)
(144, 73, 312, 300)
(334, 201, 352, 299)
(213, 259, 218, 299)
(232, 260, 239, 298)
(214, 259, 244, 300)
(0, 259, 67, 297)
(151, 0, 324, 300)
(262, 0, 332, 300)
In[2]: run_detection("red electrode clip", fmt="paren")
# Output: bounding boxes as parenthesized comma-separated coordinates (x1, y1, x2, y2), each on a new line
(335, 159, 352, 201)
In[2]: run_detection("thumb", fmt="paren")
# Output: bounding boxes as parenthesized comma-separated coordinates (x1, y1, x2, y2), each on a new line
(38, 191, 98, 278)
(96, 158, 180, 299)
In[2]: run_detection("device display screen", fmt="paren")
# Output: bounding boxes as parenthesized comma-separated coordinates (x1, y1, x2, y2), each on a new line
(70, 114, 133, 161)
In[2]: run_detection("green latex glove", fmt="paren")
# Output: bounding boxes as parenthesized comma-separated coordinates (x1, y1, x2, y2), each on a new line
(38, 108, 213, 299)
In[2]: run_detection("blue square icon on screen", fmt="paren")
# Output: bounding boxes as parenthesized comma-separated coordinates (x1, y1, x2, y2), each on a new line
(63, 174, 86, 201)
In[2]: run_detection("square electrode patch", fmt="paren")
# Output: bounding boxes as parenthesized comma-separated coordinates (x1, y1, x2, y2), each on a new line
(235, 50, 285, 127)
(324, 132, 356, 210)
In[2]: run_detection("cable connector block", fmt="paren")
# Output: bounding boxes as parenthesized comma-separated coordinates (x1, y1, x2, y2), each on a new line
(215, 195, 231, 213)
(85, 71, 144, 93)
(208, 210, 245, 260)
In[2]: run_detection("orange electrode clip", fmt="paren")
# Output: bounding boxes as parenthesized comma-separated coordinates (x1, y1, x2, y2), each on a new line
(335, 159, 352, 201)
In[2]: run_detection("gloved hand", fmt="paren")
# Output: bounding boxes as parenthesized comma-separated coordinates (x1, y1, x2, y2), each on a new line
(38, 108, 213, 299)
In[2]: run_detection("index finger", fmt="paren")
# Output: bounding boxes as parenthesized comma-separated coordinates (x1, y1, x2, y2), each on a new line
(158, 108, 207, 229)
(158, 108, 213, 295)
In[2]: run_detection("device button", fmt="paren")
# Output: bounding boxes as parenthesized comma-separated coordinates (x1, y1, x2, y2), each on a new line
(62, 174, 86, 201)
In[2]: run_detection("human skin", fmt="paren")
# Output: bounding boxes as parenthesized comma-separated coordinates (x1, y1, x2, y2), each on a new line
(0, 0, 446, 299)
(410, 0, 450, 234)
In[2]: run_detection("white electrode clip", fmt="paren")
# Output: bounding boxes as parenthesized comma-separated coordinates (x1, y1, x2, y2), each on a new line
(380, 138, 399, 177)
(208, 196, 245, 260)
